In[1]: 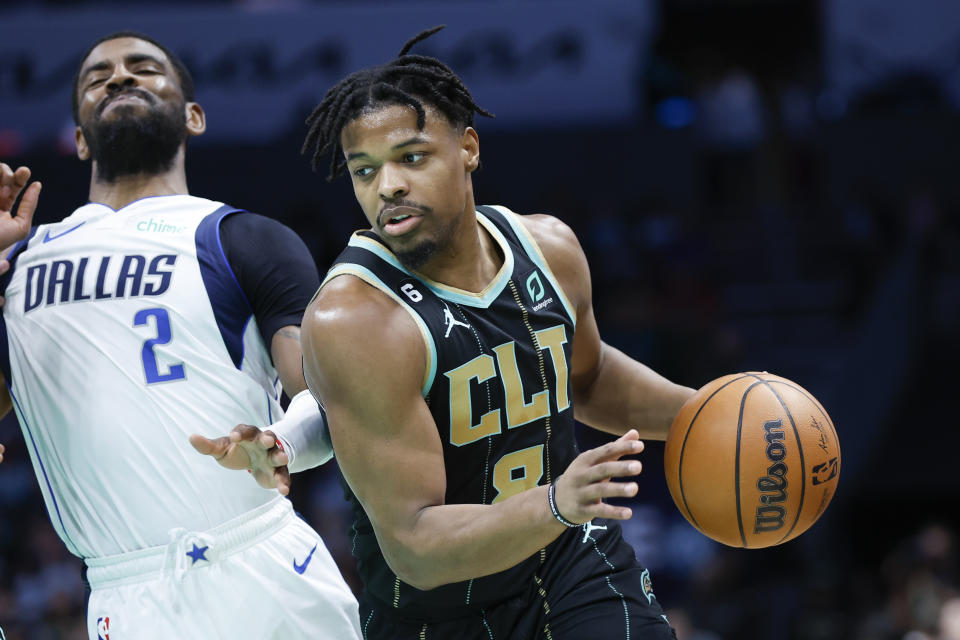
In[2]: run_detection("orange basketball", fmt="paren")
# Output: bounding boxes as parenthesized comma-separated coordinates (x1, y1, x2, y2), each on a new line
(663, 372, 840, 548)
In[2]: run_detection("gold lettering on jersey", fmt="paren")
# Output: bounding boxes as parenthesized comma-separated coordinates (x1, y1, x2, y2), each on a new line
(492, 445, 544, 503)
(446, 354, 501, 446)
(535, 326, 569, 412)
(445, 325, 570, 447)
(493, 341, 550, 429)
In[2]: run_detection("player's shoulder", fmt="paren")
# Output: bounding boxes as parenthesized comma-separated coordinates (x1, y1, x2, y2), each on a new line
(500, 208, 585, 271)
(489, 206, 590, 307)
(307, 273, 414, 338)
(304, 273, 424, 378)
(484, 205, 580, 254)
(518, 212, 579, 248)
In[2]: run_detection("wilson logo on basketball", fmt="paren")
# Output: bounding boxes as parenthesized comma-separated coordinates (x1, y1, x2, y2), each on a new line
(754, 418, 788, 533)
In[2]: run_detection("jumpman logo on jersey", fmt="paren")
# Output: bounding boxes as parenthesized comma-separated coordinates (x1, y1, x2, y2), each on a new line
(581, 521, 607, 543)
(443, 304, 471, 338)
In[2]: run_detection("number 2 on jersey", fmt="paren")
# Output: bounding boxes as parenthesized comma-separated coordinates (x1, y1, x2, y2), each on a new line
(134, 308, 185, 384)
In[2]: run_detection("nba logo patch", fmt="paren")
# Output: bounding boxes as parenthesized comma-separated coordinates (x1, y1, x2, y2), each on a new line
(97, 616, 110, 640)
(640, 568, 656, 604)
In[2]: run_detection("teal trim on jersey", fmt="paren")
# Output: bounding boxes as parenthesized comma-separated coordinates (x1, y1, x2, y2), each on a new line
(346, 216, 515, 309)
(486, 205, 577, 326)
(322, 263, 437, 397)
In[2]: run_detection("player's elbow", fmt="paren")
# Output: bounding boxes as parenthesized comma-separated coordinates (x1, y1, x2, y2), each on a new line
(380, 530, 448, 591)
(386, 558, 442, 591)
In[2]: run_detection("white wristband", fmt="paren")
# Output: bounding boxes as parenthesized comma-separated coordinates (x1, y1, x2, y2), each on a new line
(269, 389, 333, 473)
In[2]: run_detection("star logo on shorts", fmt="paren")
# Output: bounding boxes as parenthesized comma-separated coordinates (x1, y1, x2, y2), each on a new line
(186, 543, 208, 565)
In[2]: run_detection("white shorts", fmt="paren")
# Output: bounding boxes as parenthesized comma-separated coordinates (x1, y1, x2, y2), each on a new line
(84, 497, 360, 639)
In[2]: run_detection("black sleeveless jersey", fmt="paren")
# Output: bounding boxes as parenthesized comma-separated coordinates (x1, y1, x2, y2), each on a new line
(323, 205, 584, 618)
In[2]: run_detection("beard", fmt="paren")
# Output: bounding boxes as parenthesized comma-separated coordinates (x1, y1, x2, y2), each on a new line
(385, 205, 462, 273)
(395, 239, 439, 271)
(81, 93, 188, 183)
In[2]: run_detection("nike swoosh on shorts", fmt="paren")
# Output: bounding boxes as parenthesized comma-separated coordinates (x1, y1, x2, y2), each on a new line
(293, 543, 318, 575)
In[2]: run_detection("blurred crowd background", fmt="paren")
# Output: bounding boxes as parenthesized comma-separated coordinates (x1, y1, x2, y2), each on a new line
(1, 0, 958, 638)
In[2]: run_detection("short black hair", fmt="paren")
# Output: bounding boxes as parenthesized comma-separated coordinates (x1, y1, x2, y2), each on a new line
(301, 25, 494, 181)
(71, 31, 195, 125)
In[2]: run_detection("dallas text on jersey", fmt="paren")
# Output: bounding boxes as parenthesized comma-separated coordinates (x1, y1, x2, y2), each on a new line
(22, 254, 177, 314)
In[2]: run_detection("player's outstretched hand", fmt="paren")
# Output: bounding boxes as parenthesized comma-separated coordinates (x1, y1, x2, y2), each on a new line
(0, 442, 5, 464)
(552, 429, 644, 524)
(189, 425, 292, 496)
(0, 163, 40, 250)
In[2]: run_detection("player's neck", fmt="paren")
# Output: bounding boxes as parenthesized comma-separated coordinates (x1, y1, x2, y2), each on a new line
(87, 167, 189, 210)
(418, 215, 502, 293)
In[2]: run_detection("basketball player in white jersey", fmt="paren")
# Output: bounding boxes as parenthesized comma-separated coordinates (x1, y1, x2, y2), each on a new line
(0, 32, 360, 639)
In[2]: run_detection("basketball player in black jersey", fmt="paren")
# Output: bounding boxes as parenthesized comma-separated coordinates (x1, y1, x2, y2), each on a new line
(299, 27, 695, 639)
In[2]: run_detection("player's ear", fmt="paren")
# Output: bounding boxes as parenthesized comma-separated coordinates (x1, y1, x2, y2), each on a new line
(75, 126, 90, 161)
(185, 102, 206, 137)
(461, 127, 479, 172)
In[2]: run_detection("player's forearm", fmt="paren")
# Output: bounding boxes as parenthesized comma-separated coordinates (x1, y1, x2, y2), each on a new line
(574, 344, 693, 440)
(378, 485, 566, 590)
(270, 325, 308, 396)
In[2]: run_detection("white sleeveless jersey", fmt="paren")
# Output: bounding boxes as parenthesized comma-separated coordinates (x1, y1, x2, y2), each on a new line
(1, 195, 285, 559)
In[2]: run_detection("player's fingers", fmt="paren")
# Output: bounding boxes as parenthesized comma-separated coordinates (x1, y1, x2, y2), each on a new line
(0, 442, 5, 464)
(0, 164, 13, 191)
(13, 166, 31, 187)
(0, 166, 30, 211)
(0, 260, 10, 277)
(14, 181, 41, 228)
(584, 502, 633, 521)
(229, 424, 262, 442)
(581, 435, 643, 465)
(578, 480, 639, 502)
(254, 430, 277, 450)
(251, 467, 274, 490)
(273, 467, 291, 496)
(267, 446, 289, 467)
(583, 459, 642, 483)
(189, 433, 232, 457)
(189, 434, 252, 470)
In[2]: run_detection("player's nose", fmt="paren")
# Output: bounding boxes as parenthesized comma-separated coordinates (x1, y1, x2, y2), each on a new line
(106, 66, 138, 92)
(377, 163, 408, 200)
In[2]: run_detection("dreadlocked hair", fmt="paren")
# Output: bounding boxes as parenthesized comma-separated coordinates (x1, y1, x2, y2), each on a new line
(301, 25, 494, 181)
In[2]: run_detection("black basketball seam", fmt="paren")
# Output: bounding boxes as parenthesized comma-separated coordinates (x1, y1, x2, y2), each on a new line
(752, 374, 837, 438)
(748, 375, 808, 545)
(766, 378, 840, 527)
(676, 374, 753, 534)
(736, 381, 766, 548)
(765, 379, 841, 473)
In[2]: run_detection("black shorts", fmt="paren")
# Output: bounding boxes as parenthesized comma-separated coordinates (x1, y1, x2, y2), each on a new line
(358, 520, 677, 640)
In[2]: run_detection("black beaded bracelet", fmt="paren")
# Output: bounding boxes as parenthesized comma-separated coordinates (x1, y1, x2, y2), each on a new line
(547, 482, 579, 528)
